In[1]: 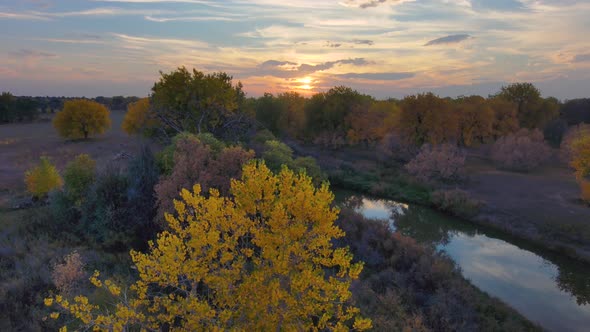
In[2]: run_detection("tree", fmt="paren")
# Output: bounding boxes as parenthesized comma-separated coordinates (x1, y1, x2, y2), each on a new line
(25, 157, 63, 198)
(398, 93, 458, 146)
(155, 136, 254, 222)
(63, 154, 96, 204)
(455, 96, 494, 146)
(121, 98, 159, 136)
(151, 67, 244, 135)
(498, 83, 557, 129)
(488, 97, 519, 138)
(405, 144, 465, 183)
(346, 101, 399, 146)
(0, 91, 15, 123)
(46, 162, 371, 331)
(53, 99, 111, 139)
(569, 133, 590, 204)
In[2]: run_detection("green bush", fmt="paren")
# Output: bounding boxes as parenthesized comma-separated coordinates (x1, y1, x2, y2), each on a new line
(63, 154, 96, 203)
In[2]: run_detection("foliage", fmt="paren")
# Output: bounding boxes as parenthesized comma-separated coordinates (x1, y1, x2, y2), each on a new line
(405, 144, 466, 184)
(0, 92, 39, 123)
(498, 83, 558, 129)
(126, 146, 161, 245)
(63, 154, 96, 203)
(561, 98, 590, 126)
(261, 139, 294, 172)
(488, 97, 520, 138)
(561, 124, 590, 162)
(80, 166, 131, 250)
(398, 93, 458, 146)
(51, 251, 86, 296)
(121, 98, 159, 136)
(345, 101, 399, 146)
(53, 99, 111, 139)
(543, 118, 569, 146)
(155, 136, 254, 222)
(431, 189, 483, 219)
(491, 128, 552, 172)
(46, 162, 370, 331)
(25, 157, 63, 198)
(455, 95, 495, 146)
(579, 179, 590, 205)
(151, 67, 245, 136)
(377, 133, 418, 164)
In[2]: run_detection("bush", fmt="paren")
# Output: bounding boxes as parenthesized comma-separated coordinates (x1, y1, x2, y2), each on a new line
(51, 251, 86, 296)
(25, 157, 63, 199)
(377, 133, 418, 164)
(53, 99, 111, 139)
(543, 119, 568, 146)
(431, 189, 483, 219)
(261, 140, 294, 172)
(63, 154, 96, 203)
(313, 131, 346, 149)
(561, 124, 590, 163)
(405, 144, 465, 183)
(491, 128, 551, 172)
(155, 137, 254, 222)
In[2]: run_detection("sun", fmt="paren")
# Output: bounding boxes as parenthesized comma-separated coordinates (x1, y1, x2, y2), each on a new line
(297, 76, 314, 90)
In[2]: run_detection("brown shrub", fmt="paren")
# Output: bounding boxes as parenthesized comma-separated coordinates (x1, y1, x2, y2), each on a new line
(405, 144, 465, 183)
(377, 133, 419, 164)
(431, 189, 483, 219)
(51, 251, 85, 296)
(154, 138, 254, 221)
(491, 128, 551, 172)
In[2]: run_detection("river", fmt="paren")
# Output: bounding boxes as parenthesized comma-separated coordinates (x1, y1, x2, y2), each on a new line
(336, 191, 590, 332)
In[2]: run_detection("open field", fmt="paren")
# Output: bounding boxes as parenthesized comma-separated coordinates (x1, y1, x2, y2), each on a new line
(0, 111, 155, 208)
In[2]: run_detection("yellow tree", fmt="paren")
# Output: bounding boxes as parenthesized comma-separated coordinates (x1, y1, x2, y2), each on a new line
(25, 157, 63, 198)
(46, 162, 371, 331)
(53, 100, 111, 139)
(569, 134, 590, 203)
(122, 98, 159, 136)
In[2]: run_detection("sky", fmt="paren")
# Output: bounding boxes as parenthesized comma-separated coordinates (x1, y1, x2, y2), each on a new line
(0, 0, 589, 99)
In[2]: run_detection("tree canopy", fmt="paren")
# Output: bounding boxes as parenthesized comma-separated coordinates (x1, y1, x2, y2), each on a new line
(53, 99, 111, 139)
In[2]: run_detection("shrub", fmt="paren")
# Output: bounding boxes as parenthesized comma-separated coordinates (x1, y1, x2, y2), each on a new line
(405, 144, 465, 183)
(491, 128, 551, 172)
(543, 119, 568, 146)
(313, 131, 346, 149)
(51, 251, 86, 296)
(261, 140, 294, 172)
(53, 99, 111, 139)
(431, 189, 483, 219)
(121, 98, 159, 136)
(25, 157, 63, 199)
(377, 132, 418, 164)
(155, 137, 254, 222)
(63, 154, 96, 203)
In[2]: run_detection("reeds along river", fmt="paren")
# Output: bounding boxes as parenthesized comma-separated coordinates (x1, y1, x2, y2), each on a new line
(335, 191, 590, 332)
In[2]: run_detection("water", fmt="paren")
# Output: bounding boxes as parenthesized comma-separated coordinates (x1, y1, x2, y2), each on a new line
(336, 192, 590, 332)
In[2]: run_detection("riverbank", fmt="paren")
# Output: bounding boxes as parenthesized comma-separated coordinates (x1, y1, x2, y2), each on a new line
(288, 141, 590, 263)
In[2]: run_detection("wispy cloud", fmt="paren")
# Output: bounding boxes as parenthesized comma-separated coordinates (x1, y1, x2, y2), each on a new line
(0, 11, 49, 20)
(424, 34, 472, 46)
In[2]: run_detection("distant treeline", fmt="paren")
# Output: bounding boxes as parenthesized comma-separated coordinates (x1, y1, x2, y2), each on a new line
(0, 93, 139, 124)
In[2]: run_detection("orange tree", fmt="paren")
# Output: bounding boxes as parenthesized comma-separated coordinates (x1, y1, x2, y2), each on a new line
(122, 97, 159, 136)
(46, 161, 371, 331)
(53, 99, 111, 139)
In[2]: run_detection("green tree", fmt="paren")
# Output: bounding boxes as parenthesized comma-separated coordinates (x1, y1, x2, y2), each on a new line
(63, 154, 96, 203)
(398, 93, 458, 146)
(498, 83, 557, 128)
(151, 67, 243, 135)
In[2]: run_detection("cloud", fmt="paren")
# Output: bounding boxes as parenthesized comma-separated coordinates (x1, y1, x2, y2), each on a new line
(298, 58, 370, 74)
(573, 54, 590, 63)
(470, 0, 526, 12)
(353, 39, 374, 45)
(424, 34, 471, 46)
(260, 60, 298, 68)
(144, 15, 242, 22)
(10, 49, 57, 58)
(0, 11, 49, 20)
(335, 72, 415, 80)
(341, 0, 414, 9)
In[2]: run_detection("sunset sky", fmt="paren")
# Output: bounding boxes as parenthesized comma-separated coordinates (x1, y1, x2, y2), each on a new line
(1, 0, 589, 99)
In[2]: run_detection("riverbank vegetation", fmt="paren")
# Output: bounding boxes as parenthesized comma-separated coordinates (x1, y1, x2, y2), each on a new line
(1, 66, 588, 330)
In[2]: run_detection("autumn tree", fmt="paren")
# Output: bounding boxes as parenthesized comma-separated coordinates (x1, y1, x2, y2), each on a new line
(25, 157, 63, 198)
(488, 96, 519, 138)
(405, 144, 465, 183)
(568, 132, 590, 203)
(497, 83, 558, 129)
(491, 128, 551, 172)
(53, 99, 111, 139)
(151, 67, 246, 136)
(46, 162, 371, 331)
(346, 101, 399, 146)
(121, 97, 159, 136)
(455, 96, 494, 146)
(398, 93, 458, 146)
(277, 91, 307, 138)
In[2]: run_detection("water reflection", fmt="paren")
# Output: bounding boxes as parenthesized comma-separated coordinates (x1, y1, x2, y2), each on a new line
(338, 193, 590, 332)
